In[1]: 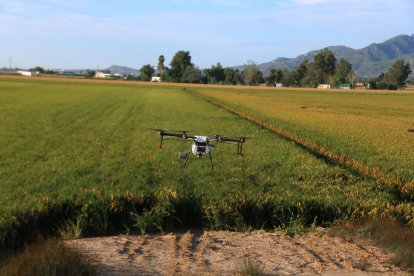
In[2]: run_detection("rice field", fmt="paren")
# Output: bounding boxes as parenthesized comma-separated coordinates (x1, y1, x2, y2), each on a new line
(191, 88, 414, 182)
(0, 78, 413, 257)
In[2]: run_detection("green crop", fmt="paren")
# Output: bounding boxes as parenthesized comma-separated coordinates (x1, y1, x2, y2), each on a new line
(0, 79, 412, 258)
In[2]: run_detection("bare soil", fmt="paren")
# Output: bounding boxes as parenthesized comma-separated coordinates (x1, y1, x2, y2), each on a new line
(66, 229, 408, 275)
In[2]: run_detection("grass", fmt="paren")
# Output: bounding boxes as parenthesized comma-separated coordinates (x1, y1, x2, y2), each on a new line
(238, 257, 266, 276)
(0, 78, 413, 261)
(0, 237, 97, 276)
(331, 219, 414, 273)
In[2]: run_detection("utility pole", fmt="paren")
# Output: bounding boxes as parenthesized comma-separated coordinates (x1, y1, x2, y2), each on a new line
(9, 57, 12, 70)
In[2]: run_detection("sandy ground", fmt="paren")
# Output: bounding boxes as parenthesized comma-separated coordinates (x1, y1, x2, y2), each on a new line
(66, 229, 408, 275)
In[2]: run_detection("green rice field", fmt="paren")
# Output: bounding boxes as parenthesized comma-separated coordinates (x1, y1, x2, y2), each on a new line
(0, 78, 413, 256)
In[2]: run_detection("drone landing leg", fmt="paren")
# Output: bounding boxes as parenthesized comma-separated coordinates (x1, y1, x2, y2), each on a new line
(183, 148, 192, 166)
(209, 152, 214, 169)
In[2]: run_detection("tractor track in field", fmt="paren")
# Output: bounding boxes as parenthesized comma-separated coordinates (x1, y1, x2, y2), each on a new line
(186, 89, 414, 203)
(67, 229, 408, 275)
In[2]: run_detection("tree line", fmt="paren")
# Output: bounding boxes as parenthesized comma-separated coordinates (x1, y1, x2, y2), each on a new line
(138, 49, 412, 90)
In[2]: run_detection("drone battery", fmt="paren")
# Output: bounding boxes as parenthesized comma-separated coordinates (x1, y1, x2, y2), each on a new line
(179, 152, 188, 159)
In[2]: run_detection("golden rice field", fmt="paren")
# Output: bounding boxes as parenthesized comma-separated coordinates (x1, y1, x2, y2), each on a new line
(191, 87, 414, 184)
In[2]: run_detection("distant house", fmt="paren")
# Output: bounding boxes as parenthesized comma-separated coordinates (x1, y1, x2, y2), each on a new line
(354, 82, 367, 89)
(17, 70, 32, 77)
(337, 83, 351, 90)
(317, 84, 331, 89)
(151, 76, 161, 82)
(95, 72, 111, 78)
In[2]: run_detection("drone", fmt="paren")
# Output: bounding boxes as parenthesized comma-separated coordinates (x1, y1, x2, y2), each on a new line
(151, 129, 247, 168)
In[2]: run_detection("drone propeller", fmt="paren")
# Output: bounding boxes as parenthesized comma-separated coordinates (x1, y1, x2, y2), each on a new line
(173, 130, 192, 133)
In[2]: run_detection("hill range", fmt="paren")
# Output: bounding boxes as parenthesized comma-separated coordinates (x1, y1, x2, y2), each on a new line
(252, 34, 414, 78)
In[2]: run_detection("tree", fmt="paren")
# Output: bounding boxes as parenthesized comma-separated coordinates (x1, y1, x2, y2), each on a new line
(160, 67, 172, 82)
(33, 66, 44, 73)
(241, 60, 262, 86)
(313, 48, 336, 84)
(157, 55, 165, 73)
(181, 66, 201, 83)
(281, 69, 295, 87)
(295, 60, 308, 83)
(267, 69, 283, 86)
(334, 58, 353, 84)
(382, 60, 412, 89)
(139, 64, 155, 81)
(84, 69, 96, 78)
(206, 63, 225, 84)
(223, 68, 241, 85)
(169, 50, 193, 82)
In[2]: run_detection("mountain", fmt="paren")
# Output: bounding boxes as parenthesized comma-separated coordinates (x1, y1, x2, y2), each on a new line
(253, 34, 414, 78)
(105, 65, 138, 75)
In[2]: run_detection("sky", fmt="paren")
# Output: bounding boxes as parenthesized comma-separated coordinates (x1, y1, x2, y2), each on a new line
(0, 0, 412, 70)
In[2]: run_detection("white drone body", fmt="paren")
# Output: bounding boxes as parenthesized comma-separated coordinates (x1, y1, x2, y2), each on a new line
(191, 136, 214, 158)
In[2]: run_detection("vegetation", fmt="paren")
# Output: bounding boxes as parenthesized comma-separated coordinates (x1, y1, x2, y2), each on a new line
(154, 49, 411, 89)
(0, 238, 97, 276)
(331, 219, 414, 273)
(238, 257, 265, 276)
(84, 69, 96, 79)
(241, 60, 264, 86)
(369, 60, 412, 90)
(139, 64, 155, 81)
(161, 50, 201, 83)
(192, 88, 414, 185)
(0, 79, 413, 262)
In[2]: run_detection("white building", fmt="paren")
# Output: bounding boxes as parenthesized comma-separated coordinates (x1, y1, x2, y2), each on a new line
(151, 76, 161, 82)
(95, 72, 111, 78)
(17, 70, 32, 77)
(317, 84, 331, 89)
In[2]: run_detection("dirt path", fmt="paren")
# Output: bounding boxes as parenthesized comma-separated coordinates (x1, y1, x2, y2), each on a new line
(66, 229, 408, 275)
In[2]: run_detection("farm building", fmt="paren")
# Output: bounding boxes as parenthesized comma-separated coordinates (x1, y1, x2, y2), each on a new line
(95, 72, 111, 78)
(317, 84, 331, 89)
(151, 76, 161, 82)
(17, 70, 33, 77)
(337, 83, 351, 89)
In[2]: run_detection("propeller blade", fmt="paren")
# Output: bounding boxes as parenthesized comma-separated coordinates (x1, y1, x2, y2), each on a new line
(173, 130, 192, 133)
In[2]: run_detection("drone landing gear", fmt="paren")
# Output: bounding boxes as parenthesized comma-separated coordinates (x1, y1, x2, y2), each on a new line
(184, 149, 191, 166)
(208, 151, 214, 169)
(179, 151, 214, 169)
(237, 142, 243, 156)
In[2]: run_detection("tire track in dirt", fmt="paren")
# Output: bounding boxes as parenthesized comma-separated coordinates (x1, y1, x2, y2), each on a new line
(67, 230, 408, 275)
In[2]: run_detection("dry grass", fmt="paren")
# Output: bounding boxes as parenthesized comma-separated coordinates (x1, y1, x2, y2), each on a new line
(331, 219, 414, 273)
(0, 237, 97, 276)
(238, 257, 266, 276)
